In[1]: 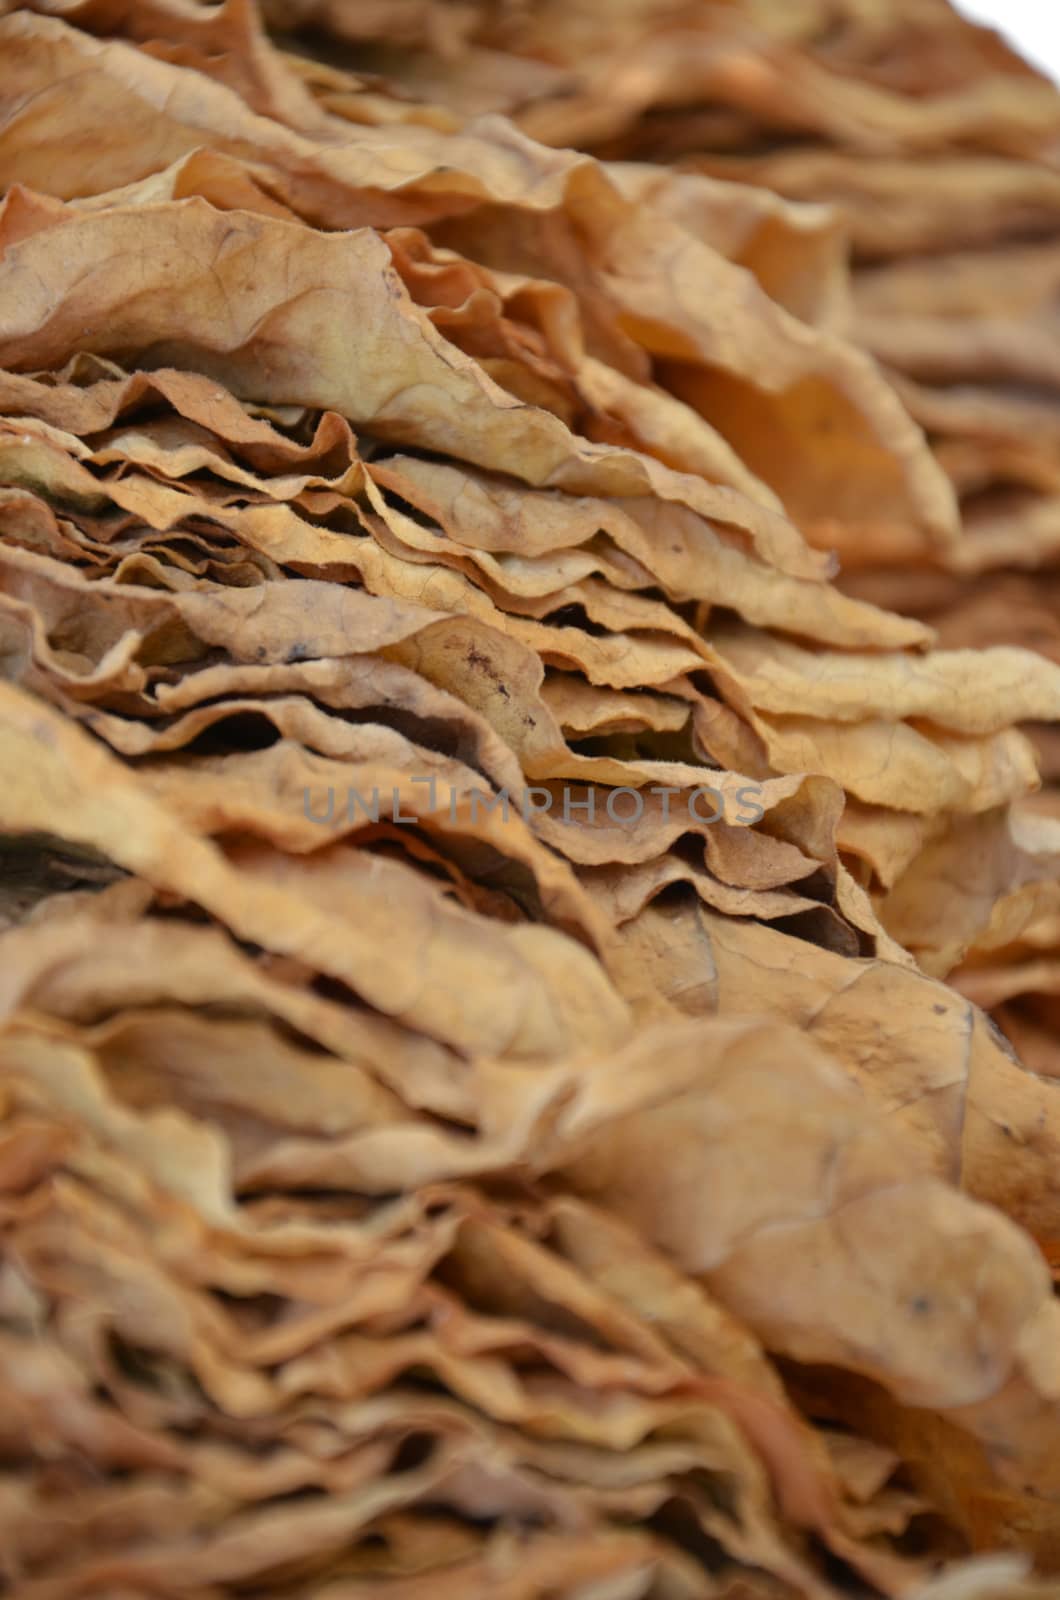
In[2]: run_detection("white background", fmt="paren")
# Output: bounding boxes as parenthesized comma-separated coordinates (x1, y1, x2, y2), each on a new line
(953, 1, 1060, 86)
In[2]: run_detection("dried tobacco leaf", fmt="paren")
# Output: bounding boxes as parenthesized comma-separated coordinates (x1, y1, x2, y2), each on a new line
(2, 0, 1060, 1594)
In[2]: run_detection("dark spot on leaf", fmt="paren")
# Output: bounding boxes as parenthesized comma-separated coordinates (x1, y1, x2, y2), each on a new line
(466, 644, 510, 698)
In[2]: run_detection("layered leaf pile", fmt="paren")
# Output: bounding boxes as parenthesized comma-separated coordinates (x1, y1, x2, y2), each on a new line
(280, 0, 1060, 1075)
(1, 0, 1060, 1594)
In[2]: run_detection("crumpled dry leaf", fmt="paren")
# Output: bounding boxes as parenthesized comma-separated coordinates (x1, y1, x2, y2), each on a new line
(2, 0, 1060, 1592)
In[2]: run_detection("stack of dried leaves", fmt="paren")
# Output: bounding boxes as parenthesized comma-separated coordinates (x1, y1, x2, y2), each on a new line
(263, 0, 1060, 1101)
(1, 0, 1060, 1594)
